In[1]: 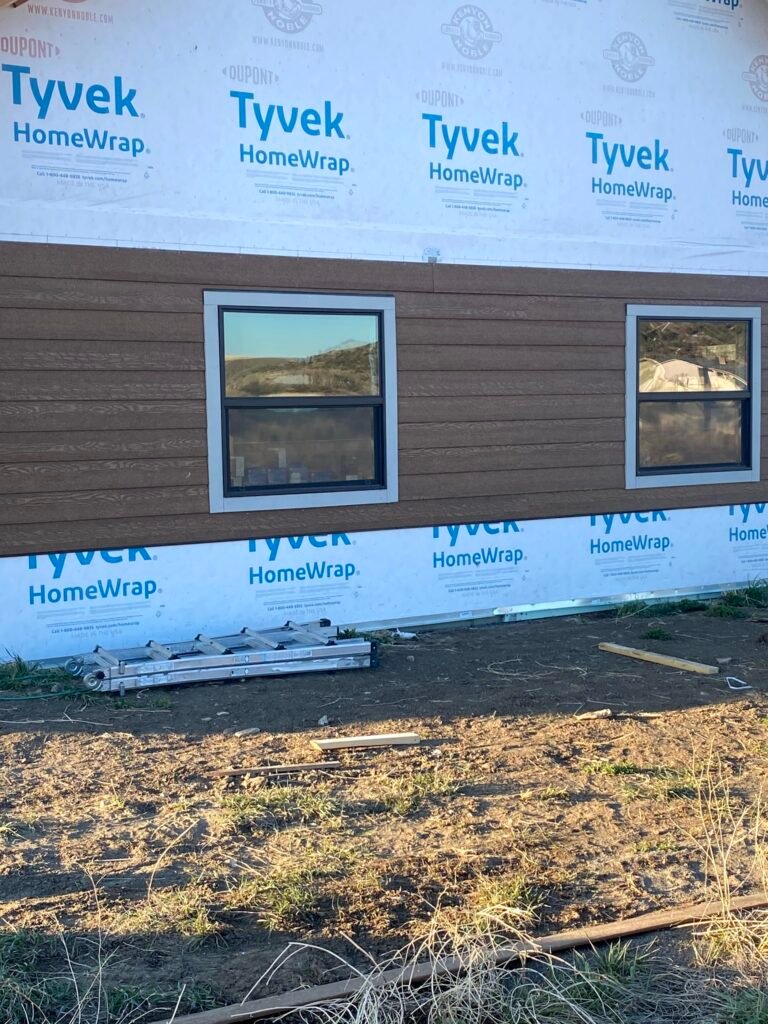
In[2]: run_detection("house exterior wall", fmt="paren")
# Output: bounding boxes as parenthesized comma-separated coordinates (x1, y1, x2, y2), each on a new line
(1, 241, 767, 557)
(3, 0, 768, 659)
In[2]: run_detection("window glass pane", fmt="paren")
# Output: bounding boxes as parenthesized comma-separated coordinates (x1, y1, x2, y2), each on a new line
(638, 400, 746, 470)
(227, 407, 378, 490)
(223, 310, 380, 397)
(638, 319, 748, 393)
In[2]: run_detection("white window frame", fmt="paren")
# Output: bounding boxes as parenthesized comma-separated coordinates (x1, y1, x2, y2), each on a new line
(626, 304, 761, 489)
(203, 291, 399, 513)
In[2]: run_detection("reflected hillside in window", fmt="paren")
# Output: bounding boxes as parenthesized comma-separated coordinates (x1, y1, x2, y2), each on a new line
(223, 310, 380, 397)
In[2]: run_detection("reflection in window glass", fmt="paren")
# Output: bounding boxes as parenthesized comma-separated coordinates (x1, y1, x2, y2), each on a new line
(638, 400, 745, 469)
(223, 310, 380, 398)
(638, 320, 748, 393)
(227, 407, 377, 490)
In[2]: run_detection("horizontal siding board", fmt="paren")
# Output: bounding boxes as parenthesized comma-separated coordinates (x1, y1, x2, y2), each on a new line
(0, 278, 204, 313)
(402, 418, 768, 449)
(0, 243, 435, 292)
(0, 398, 629, 430)
(6, 241, 765, 305)
(398, 345, 623, 371)
(0, 486, 209, 526)
(5, 481, 768, 555)
(400, 370, 622, 397)
(433, 263, 768, 303)
(0, 340, 204, 372)
(0, 309, 203, 342)
(399, 418, 625, 447)
(0, 430, 207, 462)
(397, 293, 626, 322)
(397, 319, 624, 346)
(0, 401, 205, 432)
(0, 458, 206, 496)
(400, 465, 624, 500)
(400, 443, 624, 475)
(0, 371, 204, 402)
(399, 395, 625, 422)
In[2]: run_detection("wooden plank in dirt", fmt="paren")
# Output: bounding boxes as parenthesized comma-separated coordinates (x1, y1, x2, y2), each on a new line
(598, 642, 719, 676)
(159, 892, 768, 1024)
(311, 733, 421, 751)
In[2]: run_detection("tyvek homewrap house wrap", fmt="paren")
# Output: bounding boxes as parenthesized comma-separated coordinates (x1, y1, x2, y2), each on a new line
(0, 0, 767, 661)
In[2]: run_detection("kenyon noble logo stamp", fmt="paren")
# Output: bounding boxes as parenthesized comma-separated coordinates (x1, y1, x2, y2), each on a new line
(603, 32, 655, 83)
(252, 0, 323, 34)
(441, 5, 501, 61)
(744, 55, 768, 102)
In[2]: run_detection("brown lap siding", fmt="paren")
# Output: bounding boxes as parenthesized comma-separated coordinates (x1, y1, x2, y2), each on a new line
(0, 241, 766, 555)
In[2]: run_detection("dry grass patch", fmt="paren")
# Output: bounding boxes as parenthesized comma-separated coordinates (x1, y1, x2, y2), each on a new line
(686, 754, 768, 973)
(465, 873, 542, 933)
(0, 926, 219, 1024)
(116, 882, 219, 941)
(223, 842, 365, 932)
(379, 765, 460, 816)
(216, 783, 340, 832)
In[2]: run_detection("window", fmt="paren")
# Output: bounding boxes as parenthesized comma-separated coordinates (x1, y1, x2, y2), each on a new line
(203, 291, 398, 512)
(626, 305, 761, 489)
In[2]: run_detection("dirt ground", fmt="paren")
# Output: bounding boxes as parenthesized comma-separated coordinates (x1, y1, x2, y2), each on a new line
(3, 605, 768, 1019)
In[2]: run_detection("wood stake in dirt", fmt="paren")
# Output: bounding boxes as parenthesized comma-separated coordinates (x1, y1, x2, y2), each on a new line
(311, 732, 421, 751)
(598, 642, 719, 676)
(158, 892, 768, 1024)
(210, 761, 343, 779)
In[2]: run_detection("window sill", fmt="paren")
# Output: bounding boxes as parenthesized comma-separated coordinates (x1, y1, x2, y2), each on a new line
(209, 484, 398, 513)
(626, 467, 760, 489)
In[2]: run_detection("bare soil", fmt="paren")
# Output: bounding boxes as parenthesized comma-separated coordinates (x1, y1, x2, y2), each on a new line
(2, 608, 768, 1017)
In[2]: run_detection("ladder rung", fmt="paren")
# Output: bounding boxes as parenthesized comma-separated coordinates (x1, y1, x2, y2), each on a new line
(194, 634, 231, 655)
(146, 640, 175, 660)
(285, 620, 335, 646)
(92, 646, 121, 668)
(240, 627, 284, 651)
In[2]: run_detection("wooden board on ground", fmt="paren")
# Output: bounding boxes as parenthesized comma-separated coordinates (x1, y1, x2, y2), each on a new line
(598, 642, 719, 676)
(160, 891, 768, 1024)
(311, 732, 421, 751)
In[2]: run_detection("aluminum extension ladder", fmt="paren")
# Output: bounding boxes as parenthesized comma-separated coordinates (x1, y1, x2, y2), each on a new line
(66, 620, 376, 694)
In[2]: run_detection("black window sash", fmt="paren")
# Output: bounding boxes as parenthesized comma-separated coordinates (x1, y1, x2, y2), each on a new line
(635, 318, 753, 476)
(218, 305, 388, 498)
